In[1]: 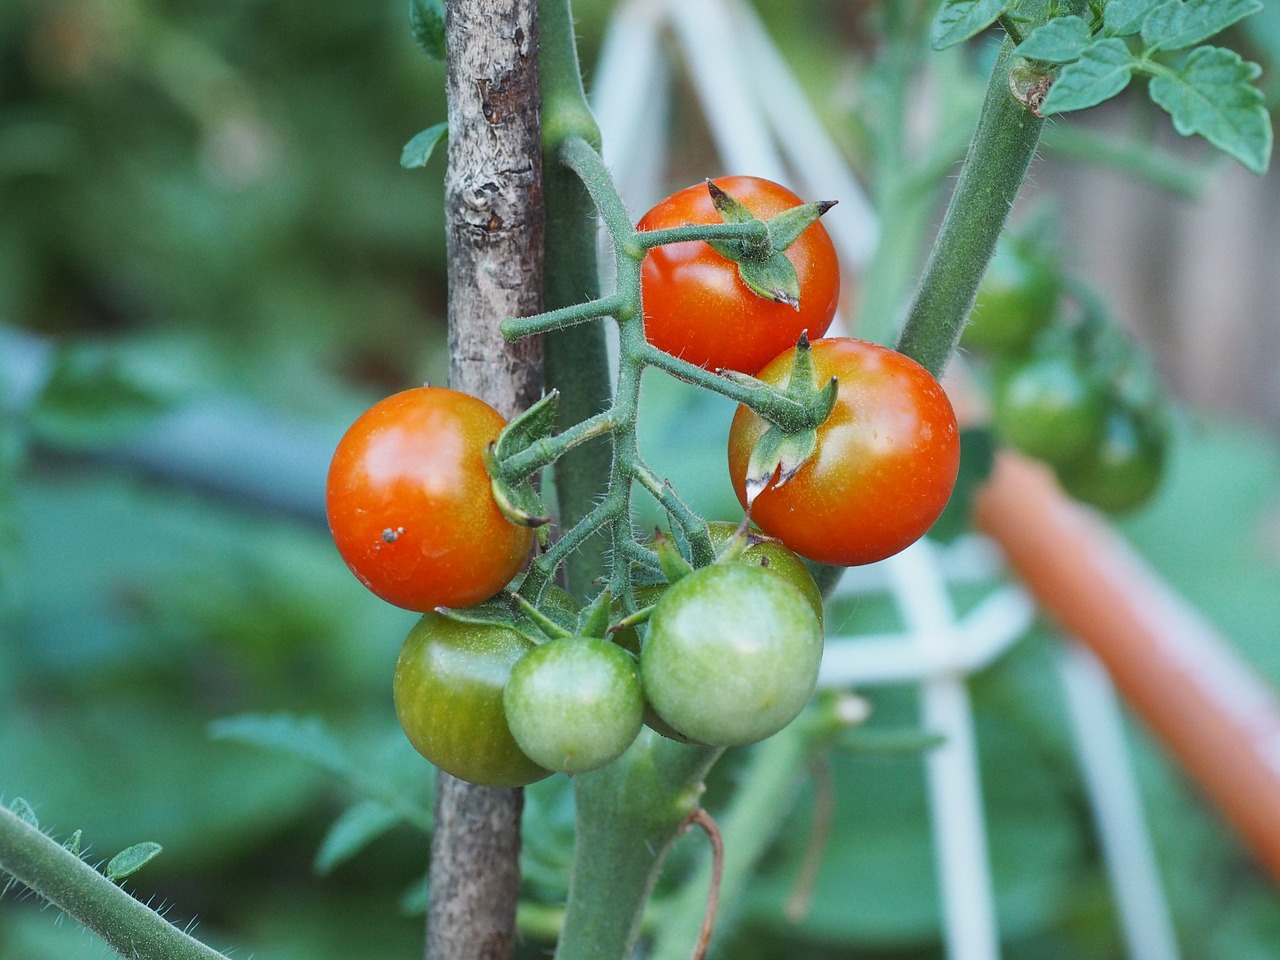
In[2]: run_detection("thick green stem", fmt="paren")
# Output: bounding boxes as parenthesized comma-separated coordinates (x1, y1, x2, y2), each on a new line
(554, 733, 724, 960)
(0, 807, 231, 960)
(894, 0, 1085, 376)
(539, 0, 612, 601)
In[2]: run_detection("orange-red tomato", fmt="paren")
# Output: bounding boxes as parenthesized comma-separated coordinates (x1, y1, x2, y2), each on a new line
(326, 387, 532, 611)
(637, 176, 839, 375)
(727, 338, 960, 566)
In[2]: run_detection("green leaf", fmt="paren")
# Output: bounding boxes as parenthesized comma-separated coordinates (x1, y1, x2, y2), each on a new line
(494, 390, 560, 463)
(1148, 46, 1272, 173)
(315, 799, 402, 875)
(409, 0, 445, 60)
(930, 0, 1010, 50)
(105, 841, 163, 880)
(1015, 15, 1093, 62)
(30, 343, 170, 447)
(400, 122, 448, 170)
(1104, 0, 1164, 36)
(1039, 38, 1136, 113)
(1141, 0, 1263, 51)
(208, 713, 356, 779)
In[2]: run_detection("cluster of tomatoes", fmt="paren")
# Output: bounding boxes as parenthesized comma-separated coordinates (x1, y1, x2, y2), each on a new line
(325, 176, 962, 787)
(964, 239, 1169, 512)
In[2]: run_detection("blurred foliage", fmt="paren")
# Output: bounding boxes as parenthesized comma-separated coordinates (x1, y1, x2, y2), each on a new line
(2, 0, 1279, 959)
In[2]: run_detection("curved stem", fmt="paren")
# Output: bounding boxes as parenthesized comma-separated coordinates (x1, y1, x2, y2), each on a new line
(631, 460, 716, 568)
(500, 408, 619, 479)
(0, 807, 231, 960)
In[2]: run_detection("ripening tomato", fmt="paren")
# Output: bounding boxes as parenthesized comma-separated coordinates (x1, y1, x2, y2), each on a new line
(727, 338, 960, 566)
(326, 387, 533, 612)
(637, 176, 840, 374)
(394, 614, 550, 788)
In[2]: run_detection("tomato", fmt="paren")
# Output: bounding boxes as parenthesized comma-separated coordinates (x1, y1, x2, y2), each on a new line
(993, 352, 1106, 465)
(727, 338, 960, 567)
(326, 387, 533, 612)
(641, 563, 823, 746)
(504, 637, 644, 774)
(961, 244, 1059, 355)
(1056, 405, 1167, 513)
(705, 521, 824, 624)
(393, 614, 550, 788)
(637, 176, 840, 374)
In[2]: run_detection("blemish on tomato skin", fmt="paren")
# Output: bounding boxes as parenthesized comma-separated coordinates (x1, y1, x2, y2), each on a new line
(383, 526, 406, 543)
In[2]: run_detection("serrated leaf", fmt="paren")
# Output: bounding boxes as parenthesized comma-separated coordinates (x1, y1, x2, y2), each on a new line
(1148, 46, 1272, 173)
(9, 797, 38, 829)
(315, 799, 402, 875)
(1016, 15, 1093, 62)
(930, 0, 1010, 50)
(106, 841, 163, 880)
(1141, 0, 1263, 51)
(400, 122, 447, 170)
(209, 713, 356, 779)
(1039, 38, 1135, 113)
(1105, 0, 1164, 36)
(409, 0, 445, 60)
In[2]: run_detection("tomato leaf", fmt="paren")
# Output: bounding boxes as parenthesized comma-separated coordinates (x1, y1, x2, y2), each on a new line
(1148, 46, 1272, 173)
(1015, 15, 1093, 63)
(494, 389, 560, 464)
(930, 0, 1010, 50)
(106, 841, 163, 880)
(1039, 38, 1136, 113)
(409, 0, 446, 60)
(315, 800, 401, 875)
(209, 713, 358, 780)
(400, 122, 448, 170)
(1105, 0, 1164, 35)
(1141, 0, 1263, 51)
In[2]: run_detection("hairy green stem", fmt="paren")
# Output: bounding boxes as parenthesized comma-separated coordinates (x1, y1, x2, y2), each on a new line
(555, 734, 724, 960)
(631, 220, 769, 250)
(502, 294, 628, 339)
(0, 807, 231, 960)
(894, 0, 1085, 376)
(630, 460, 715, 567)
(501, 409, 619, 479)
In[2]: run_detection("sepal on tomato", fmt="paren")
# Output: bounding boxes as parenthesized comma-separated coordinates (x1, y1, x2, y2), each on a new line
(485, 442, 551, 539)
(577, 589, 614, 638)
(651, 528, 695, 584)
(703, 181, 836, 310)
(743, 423, 819, 504)
(494, 390, 560, 463)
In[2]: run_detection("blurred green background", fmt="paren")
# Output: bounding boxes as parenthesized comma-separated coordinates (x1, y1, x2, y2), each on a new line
(2, 1, 1280, 959)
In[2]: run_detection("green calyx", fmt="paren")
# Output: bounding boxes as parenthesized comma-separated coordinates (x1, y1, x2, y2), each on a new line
(704, 180, 837, 309)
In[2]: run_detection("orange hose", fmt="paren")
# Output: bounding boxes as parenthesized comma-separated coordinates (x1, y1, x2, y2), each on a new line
(975, 452, 1280, 884)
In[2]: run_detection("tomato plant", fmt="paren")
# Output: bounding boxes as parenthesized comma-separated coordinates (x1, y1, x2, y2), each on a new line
(705, 521, 824, 623)
(326, 386, 533, 612)
(393, 613, 550, 788)
(727, 338, 961, 566)
(637, 176, 840, 374)
(640, 563, 823, 746)
(504, 637, 644, 774)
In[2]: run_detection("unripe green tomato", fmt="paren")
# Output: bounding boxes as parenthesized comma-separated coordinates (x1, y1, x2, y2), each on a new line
(706, 522, 825, 625)
(962, 246, 1059, 355)
(1056, 405, 1167, 513)
(393, 614, 550, 788)
(994, 353, 1107, 465)
(504, 637, 644, 775)
(641, 563, 823, 746)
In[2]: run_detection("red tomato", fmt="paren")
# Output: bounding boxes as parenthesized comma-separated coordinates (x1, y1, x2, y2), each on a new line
(727, 338, 960, 566)
(326, 387, 533, 611)
(638, 176, 840, 375)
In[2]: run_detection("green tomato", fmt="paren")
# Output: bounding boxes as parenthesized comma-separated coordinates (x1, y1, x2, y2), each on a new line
(962, 245, 1059, 355)
(706, 522, 824, 624)
(393, 614, 550, 788)
(994, 353, 1106, 465)
(504, 637, 644, 775)
(641, 563, 823, 746)
(1056, 405, 1167, 513)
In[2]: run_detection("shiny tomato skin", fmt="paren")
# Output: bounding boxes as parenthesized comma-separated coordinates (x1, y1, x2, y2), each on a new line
(727, 338, 960, 567)
(638, 176, 840, 375)
(394, 614, 550, 788)
(326, 387, 533, 612)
